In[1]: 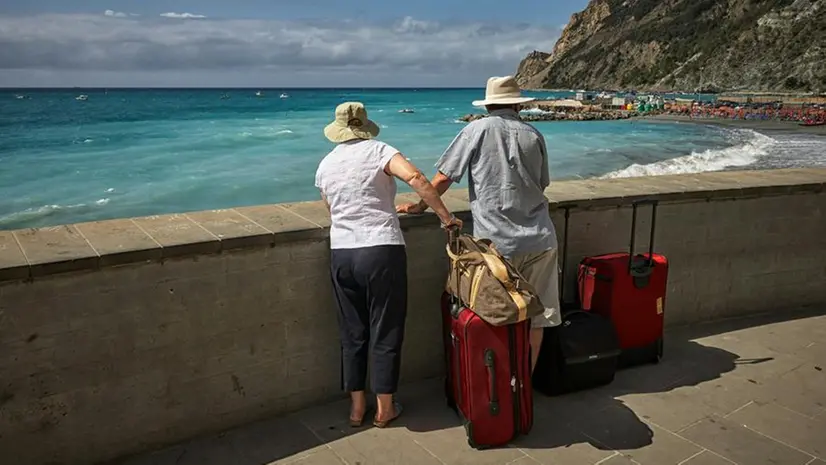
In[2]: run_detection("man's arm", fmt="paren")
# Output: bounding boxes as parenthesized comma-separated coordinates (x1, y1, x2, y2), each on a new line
(397, 130, 474, 214)
(432, 173, 455, 197)
(402, 172, 453, 212)
(385, 154, 459, 227)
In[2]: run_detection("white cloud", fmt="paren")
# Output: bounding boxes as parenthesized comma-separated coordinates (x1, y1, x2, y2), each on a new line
(160, 12, 207, 19)
(0, 13, 560, 86)
(394, 16, 438, 34)
(104, 10, 128, 18)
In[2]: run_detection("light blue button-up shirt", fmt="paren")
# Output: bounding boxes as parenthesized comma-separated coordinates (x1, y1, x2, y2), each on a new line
(435, 108, 557, 258)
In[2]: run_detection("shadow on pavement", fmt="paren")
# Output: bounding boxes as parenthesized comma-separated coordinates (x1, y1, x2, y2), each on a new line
(402, 336, 745, 452)
(111, 310, 819, 464)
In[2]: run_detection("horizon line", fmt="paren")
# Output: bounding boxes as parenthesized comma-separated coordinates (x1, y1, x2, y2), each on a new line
(0, 86, 490, 90)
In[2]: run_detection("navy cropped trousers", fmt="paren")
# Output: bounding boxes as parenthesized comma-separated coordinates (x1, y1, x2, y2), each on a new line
(330, 245, 408, 394)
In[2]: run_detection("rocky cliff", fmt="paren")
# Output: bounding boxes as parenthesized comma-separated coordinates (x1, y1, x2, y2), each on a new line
(515, 0, 826, 92)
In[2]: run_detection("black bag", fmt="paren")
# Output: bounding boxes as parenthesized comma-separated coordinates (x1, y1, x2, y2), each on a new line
(532, 207, 621, 396)
(533, 310, 621, 395)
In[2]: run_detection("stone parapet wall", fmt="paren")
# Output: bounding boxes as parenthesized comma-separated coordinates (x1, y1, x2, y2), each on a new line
(1, 168, 824, 465)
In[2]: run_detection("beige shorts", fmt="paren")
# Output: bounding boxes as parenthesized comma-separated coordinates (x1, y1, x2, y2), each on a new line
(509, 248, 562, 329)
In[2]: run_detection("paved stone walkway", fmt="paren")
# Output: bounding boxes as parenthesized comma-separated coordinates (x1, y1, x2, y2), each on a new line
(117, 310, 826, 465)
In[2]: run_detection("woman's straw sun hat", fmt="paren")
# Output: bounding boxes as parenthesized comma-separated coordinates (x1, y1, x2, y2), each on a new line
(324, 101, 381, 143)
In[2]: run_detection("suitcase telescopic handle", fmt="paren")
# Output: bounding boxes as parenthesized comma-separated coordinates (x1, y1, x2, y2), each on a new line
(559, 206, 571, 304)
(628, 200, 658, 277)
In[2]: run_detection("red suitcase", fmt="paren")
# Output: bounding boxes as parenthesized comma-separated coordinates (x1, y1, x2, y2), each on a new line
(441, 234, 533, 449)
(578, 201, 667, 367)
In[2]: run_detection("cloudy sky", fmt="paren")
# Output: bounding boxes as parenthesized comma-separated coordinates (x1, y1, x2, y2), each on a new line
(0, 0, 588, 87)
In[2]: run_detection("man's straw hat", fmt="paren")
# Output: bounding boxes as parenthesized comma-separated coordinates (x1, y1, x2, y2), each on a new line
(472, 76, 536, 107)
(324, 102, 380, 143)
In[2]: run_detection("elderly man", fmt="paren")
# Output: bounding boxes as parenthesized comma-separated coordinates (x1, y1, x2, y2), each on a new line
(397, 75, 560, 373)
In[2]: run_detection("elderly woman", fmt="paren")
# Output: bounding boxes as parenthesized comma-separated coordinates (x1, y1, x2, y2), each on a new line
(315, 102, 462, 428)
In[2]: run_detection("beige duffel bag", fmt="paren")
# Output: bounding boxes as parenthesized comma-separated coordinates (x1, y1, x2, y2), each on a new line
(445, 233, 545, 326)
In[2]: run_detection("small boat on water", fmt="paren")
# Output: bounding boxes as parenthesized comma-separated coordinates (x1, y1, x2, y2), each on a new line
(799, 120, 825, 127)
(255, 91, 264, 97)
(398, 109, 415, 113)
(280, 93, 289, 99)
(75, 94, 88, 101)
(14, 94, 28, 100)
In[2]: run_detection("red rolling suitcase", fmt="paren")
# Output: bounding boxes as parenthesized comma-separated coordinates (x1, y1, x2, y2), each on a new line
(441, 238, 533, 449)
(578, 201, 668, 367)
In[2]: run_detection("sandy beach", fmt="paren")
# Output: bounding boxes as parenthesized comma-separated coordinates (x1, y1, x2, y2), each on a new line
(638, 114, 826, 136)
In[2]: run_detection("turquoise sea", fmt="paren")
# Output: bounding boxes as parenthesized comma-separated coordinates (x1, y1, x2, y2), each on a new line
(2, 88, 825, 230)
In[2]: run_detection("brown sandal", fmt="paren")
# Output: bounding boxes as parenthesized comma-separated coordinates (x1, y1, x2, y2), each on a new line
(373, 402, 403, 428)
(349, 407, 371, 428)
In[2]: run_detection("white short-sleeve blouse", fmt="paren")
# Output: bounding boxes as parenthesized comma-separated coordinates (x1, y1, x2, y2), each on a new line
(315, 139, 405, 250)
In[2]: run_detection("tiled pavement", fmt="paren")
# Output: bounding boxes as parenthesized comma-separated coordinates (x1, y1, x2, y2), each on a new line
(116, 310, 826, 465)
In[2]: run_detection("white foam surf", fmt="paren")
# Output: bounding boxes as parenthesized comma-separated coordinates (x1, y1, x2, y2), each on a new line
(520, 108, 553, 116)
(0, 203, 89, 226)
(601, 129, 776, 179)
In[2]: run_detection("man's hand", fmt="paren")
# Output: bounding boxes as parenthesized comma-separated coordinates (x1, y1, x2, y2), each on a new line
(396, 201, 427, 214)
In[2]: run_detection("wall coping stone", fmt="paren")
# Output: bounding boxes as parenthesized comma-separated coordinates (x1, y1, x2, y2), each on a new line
(1, 168, 824, 283)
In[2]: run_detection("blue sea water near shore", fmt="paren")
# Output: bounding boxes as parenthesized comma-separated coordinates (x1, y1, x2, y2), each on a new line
(2, 88, 826, 230)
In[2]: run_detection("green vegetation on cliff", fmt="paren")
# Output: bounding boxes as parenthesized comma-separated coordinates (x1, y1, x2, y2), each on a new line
(516, 0, 826, 92)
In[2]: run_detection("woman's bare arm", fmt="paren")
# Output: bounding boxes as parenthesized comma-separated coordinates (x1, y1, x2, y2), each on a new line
(384, 153, 459, 227)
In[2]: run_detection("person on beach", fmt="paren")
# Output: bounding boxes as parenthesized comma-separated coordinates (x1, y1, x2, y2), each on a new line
(315, 101, 462, 428)
(397, 76, 560, 373)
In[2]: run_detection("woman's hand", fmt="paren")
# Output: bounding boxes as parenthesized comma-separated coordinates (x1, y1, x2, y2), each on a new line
(441, 215, 463, 231)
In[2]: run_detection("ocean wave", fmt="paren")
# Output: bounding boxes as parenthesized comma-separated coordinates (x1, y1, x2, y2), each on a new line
(520, 108, 554, 116)
(232, 128, 296, 141)
(0, 202, 95, 227)
(601, 129, 775, 179)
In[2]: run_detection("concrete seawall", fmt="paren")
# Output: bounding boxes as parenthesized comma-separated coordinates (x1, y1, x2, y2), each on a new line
(1, 168, 825, 465)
